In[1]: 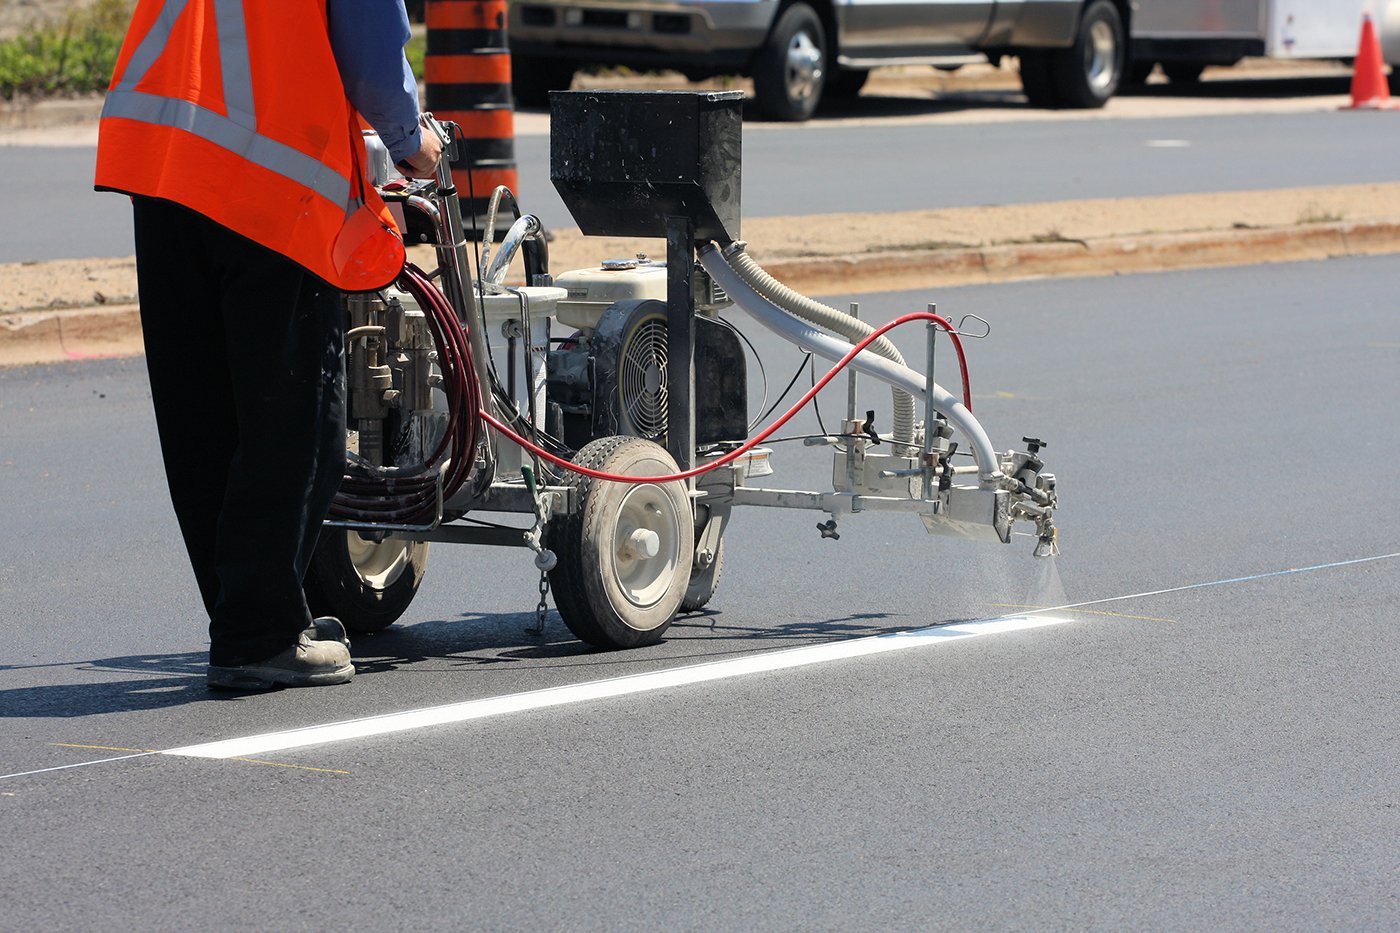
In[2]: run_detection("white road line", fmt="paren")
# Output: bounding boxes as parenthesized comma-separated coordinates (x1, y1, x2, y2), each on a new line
(162, 614, 1072, 760)
(7, 550, 1396, 782)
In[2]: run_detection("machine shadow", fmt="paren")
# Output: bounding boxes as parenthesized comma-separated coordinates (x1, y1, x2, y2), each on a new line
(348, 612, 596, 675)
(349, 607, 969, 677)
(0, 610, 983, 712)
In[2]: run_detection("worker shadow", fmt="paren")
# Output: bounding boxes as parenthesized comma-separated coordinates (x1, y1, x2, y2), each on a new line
(0, 651, 221, 718)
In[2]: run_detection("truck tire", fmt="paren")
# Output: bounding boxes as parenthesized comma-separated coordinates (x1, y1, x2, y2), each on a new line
(1019, 0, 1124, 109)
(752, 3, 827, 121)
(1017, 50, 1059, 107)
(1124, 59, 1155, 86)
(824, 68, 869, 100)
(511, 54, 575, 108)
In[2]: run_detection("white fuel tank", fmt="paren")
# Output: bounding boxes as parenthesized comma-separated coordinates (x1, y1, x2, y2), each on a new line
(554, 257, 669, 331)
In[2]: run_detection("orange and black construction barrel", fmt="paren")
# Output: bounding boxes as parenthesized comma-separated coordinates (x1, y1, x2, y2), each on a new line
(424, 0, 519, 237)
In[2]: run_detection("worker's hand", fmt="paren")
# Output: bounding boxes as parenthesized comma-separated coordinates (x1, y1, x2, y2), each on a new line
(397, 125, 443, 180)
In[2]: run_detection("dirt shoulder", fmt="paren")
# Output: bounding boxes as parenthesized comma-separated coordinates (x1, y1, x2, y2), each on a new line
(5, 180, 1400, 367)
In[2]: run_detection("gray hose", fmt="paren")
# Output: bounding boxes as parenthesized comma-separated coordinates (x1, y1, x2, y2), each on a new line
(699, 245, 1003, 484)
(723, 242, 916, 451)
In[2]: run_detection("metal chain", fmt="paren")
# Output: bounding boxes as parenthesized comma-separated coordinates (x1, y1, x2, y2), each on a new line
(526, 568, 550, 636)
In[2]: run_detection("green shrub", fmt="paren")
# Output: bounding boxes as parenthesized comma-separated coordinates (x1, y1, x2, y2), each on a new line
(404, 32, 424, 77)
(0, 0, 133, 101)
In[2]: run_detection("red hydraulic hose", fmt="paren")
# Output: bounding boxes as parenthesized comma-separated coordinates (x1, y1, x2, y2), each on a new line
(483, 310, 971, 485)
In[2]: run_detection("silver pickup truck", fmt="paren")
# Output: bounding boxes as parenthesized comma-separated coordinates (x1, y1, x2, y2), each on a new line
(506, 0, 1118, 120)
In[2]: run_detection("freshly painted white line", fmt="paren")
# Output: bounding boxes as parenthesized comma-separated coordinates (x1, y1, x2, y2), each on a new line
(162, 614, 1072, 760)
(6, 550, 1397, 783)
(1146, 138, 1193, 147)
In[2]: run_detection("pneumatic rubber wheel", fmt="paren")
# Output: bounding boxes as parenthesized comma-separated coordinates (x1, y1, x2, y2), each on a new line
(1018, 0, 1123, 108)
(304, 530, 430, 633)
(545, 436, 695, 648)
(752, 2, 827, 121)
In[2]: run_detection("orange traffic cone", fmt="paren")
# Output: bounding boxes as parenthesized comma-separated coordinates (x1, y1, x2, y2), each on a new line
(1344, 14, 1397, 110)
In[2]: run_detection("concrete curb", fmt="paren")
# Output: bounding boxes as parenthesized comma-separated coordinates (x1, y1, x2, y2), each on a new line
(0, 304, 142, 368)
(4, 219, 1400, 368)
(759, 219, 1400, 295)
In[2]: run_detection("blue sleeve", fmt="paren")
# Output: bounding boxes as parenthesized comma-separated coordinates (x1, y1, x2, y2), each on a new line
(327, 0, 423, 163)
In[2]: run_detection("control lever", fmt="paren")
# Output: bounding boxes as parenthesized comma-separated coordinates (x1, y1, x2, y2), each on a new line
(861, 410, 881, 445)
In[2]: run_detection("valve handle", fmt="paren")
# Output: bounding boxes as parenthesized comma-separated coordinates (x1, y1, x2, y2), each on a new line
(862, 410, 881, 445)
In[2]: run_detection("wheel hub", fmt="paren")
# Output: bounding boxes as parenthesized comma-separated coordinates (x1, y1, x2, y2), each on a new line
(785, 31, 823, 103)
(346, 532, 413, 589)
(1084, 19, 1118, 94)
(623, 527, 662, 560)
(611, 484, 681, 609)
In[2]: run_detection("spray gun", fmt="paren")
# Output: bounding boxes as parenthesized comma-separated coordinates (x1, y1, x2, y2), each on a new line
(1002, 437, 1059, 557)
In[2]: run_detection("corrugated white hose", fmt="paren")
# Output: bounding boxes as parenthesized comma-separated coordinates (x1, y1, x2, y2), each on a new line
(723, 243, 916, 452)
(699, 245, 1003, 485)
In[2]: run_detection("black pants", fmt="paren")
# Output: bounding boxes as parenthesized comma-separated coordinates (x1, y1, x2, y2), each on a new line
(133, 198, 346, 666)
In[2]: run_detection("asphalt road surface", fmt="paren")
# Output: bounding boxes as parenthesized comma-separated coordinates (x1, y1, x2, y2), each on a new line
(8, 93, 1400, 263)
(3, 254, 1398, 929)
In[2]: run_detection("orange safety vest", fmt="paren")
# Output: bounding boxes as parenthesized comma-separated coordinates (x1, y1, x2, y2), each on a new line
(94, 0, 405, 292)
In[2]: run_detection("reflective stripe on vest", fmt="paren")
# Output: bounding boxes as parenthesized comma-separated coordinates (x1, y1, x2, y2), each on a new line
(101, 0, 354, 219)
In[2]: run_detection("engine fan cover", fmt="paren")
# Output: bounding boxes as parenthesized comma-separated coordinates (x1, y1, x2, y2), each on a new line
(589, 299, 747, 447)
(592, 300, 669, 441)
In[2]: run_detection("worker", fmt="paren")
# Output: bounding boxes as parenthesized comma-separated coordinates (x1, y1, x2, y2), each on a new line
(94, 0, 442, 690)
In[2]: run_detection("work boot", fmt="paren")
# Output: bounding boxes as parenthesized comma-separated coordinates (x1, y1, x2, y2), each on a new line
(207, 630, 355, 691)
(309, 616, 350, 649)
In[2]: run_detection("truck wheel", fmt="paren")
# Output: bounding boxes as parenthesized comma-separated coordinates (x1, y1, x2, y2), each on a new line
(546, 436, 695, 648)
(752, 3, 827, 121)
(824, 68, 869, 100)
(304, 530, 430, 633)
(1018, 51, 1059, 107)
(1019, 0, 1124, 109)
(1124, 59, 1155, 85)
(511, 54, 575, 108)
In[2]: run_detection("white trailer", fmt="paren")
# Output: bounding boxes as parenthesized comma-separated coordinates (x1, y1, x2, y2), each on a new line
(1130, 0, 1400, 84)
